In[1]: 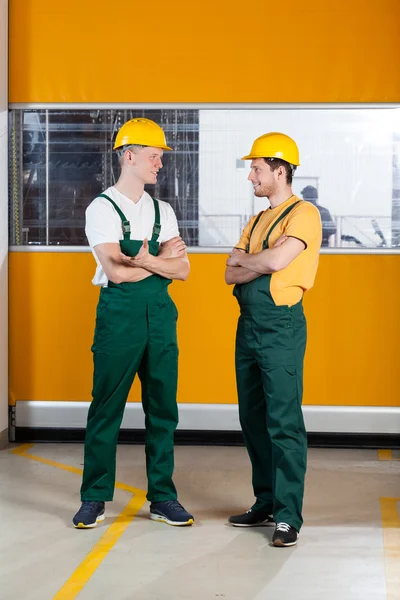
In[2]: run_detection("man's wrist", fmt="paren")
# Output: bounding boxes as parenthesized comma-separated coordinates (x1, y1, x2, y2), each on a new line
(142, 254, 156, 270)
(237, 254, 248, 267)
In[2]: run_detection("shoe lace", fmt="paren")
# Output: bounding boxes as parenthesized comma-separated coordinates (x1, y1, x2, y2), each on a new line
(276, 522, 291, 532)
(163, 500, 185, 512)
(80, 501, 102, 513)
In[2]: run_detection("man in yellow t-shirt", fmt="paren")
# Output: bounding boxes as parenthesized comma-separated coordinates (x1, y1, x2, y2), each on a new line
(225, 132, 322, 547)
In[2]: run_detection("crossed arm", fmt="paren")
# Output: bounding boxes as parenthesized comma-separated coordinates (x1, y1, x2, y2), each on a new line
(225, 236, 306, 285)
(94, 237, 190, 284)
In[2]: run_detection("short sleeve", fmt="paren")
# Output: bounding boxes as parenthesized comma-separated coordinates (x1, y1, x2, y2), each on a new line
(158, 203, 180, 243)
(235, 214, 259, 251)
(85, 198, 121, 248)
(285, 204, 322, 248)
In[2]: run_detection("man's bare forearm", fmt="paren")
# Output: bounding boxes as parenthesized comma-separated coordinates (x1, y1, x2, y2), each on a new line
(234, 238, 306, 274)
(139, 255, 190, 281)
(111, 263, 153, 284)
(236, 249, 278, 274)
(225, 266, 262, 285)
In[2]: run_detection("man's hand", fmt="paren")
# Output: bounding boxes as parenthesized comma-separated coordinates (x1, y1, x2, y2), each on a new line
(226, 252, 242, 267)
(273, 235, 288, 248)
(227, 247, 244, 266)
(158, 236, 187, 258)
(226, 247, 246, 267)
(225, 247, 260, 284)
(119, 238, 152, 268)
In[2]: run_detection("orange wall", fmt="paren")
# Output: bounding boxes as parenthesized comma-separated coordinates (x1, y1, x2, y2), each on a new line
(8, 253, 400, 407)
(9, 0, 400, 103)
(7, 1, 400, 410)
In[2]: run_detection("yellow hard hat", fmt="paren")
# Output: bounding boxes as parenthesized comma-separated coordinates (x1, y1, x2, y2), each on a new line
(241, 132, 300, 166)
(113, 117, 173, 151)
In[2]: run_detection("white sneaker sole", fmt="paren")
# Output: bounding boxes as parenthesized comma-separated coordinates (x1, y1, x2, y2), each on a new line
(150, 513, 194, 527)
(74, 513, 105, 529)
(273, 534, 299, 547)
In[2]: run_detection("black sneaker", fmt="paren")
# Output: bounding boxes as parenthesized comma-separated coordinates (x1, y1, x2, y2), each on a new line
(149, 500, 194, 526)
(229, 508, 275, 527)
(73, 501, 105, 529)
(272, 522, 299, 547)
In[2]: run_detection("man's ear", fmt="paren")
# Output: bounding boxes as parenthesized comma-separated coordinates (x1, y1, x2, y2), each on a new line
(277, 165, 285, 179)
(125, 148, 136, 165)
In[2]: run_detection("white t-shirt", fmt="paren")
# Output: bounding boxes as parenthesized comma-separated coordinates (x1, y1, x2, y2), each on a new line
(85, 186, 180, 286)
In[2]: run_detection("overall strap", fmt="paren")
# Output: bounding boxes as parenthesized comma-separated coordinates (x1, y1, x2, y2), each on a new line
(98, 194, 131, 240)
(151, 198, 161, 242)
(246, 211, 264, 253)
(263, 201, 301, 249)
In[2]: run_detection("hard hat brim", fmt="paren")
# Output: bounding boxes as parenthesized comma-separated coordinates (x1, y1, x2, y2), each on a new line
(241, 153, 299, 166)
(113, 142, 173, 151)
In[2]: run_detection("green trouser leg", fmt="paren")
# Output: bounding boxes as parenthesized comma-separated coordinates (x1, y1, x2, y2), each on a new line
(81, 294, 179, 503)
(236, 343, 274, 513)
(138, 300, 179, 503)
(235, 310, 307, 532)
(260, 366, 307, 531)
(236, 355, 307, 530)
(81, 349, 145, 501)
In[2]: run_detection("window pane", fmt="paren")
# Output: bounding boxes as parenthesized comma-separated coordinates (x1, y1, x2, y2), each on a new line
(9, 109, 199, 246)
(9, 107, 400, 250)
(199, 108, 400, 249)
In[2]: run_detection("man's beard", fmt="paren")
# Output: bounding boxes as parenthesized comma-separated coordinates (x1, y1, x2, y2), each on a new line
(254, 183, 276, 198)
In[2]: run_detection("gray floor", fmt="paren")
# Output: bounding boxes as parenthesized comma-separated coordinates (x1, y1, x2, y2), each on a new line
(0, 444, 399, 600)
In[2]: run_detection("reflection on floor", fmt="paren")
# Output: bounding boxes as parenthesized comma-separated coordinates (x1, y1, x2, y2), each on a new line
(0, 444, 399, 600)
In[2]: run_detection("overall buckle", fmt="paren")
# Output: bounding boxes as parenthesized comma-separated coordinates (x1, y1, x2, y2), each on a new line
(122, 221, 131, 234)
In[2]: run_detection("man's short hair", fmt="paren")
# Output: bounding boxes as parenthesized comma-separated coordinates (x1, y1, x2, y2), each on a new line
(263, 157, 296, 185)
(116, 144, 146, 160)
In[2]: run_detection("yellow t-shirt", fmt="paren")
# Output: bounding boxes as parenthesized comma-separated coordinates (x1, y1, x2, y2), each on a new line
(235, 196, 322, 306)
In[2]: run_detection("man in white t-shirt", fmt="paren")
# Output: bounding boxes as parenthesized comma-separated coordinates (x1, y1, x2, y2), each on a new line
(73, 118, 194, 529)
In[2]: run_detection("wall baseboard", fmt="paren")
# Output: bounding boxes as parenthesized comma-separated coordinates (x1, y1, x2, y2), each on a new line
(15, 401, 400, 435)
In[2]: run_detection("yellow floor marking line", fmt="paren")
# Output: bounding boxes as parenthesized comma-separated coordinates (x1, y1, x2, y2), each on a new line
(378, 450, 393, 461)
(11, 443, 147, 600)
(381, 498, 400, 600)
(378, 450, 400, 462)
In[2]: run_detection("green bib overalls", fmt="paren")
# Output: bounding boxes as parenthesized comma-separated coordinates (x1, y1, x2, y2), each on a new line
(234, 202, 307, 531)
(81, 194, 179, 503)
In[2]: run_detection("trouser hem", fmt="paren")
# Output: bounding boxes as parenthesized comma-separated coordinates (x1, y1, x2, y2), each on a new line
(148, 494, 178, 504)
(274, 513, 302, 532)
(81, 496, 113, 502)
